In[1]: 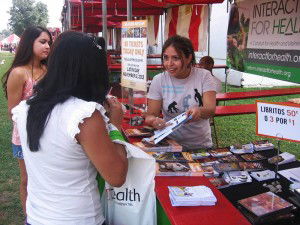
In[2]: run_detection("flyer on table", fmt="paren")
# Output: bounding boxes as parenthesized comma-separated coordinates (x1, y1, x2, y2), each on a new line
(121, 20, 147, 91)
(256, 101, 300, 142)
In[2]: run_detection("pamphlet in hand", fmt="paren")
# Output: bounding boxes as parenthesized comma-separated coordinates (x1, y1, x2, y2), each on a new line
(168, 185, 217, 206)
(148, 112, 192, 144)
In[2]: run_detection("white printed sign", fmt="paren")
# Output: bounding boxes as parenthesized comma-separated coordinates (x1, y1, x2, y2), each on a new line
(121, 20, 147, 91)
(256, 101, 300, 142)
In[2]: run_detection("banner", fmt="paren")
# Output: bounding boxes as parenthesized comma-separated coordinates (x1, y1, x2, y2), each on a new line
(165, 5, 208, 51)
(227, 0, 300, 83)
(121, 20, 147, 91)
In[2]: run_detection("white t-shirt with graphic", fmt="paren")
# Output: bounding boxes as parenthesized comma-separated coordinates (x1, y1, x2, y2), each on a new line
(148, 67, 217, 149)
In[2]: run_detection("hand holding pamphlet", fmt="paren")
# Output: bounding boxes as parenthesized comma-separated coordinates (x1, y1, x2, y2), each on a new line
(144, 112, 192, 145)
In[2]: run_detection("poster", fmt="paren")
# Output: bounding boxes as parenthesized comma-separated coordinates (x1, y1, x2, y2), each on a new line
(256, 101, 300, 142)
(121, 20, 147, 91)
(227, 0, 300, 83)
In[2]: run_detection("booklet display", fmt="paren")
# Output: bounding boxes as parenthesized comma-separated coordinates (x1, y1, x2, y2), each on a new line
(208, 177, 230, 189)
(218, 155, 241, 163)
(238, 162, 264, 171)
(148, 152, 193, 163)
(240, 153, 266, 162)
(156, 162, 203, 176)
(124, 126, 154, 137)
(194, 157, 219, 166)
(268, 152, 296, 165)
(148, 112, 192, 144)
(230, 143, 254, 154)
(208, 148, 232, 157)
(133, 138, 182, 152)
(252, 140, 275, 151)
(238, 192, 294, 224)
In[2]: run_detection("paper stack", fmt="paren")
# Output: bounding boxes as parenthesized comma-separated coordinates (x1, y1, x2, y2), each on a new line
(168, 185, 217, 206)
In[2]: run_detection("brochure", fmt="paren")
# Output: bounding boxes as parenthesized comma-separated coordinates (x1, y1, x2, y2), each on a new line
(148, 112, 192, 144)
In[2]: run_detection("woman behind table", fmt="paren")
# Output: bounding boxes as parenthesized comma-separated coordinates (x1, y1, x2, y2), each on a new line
(11, 31, 128, 225)
(145, 35, 216, 150)
(1, 26, 52, 216)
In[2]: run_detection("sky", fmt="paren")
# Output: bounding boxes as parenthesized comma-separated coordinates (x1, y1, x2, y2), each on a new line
(0, 0, 65, 31)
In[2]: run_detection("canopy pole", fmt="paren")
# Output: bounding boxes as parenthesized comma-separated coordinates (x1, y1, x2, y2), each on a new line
(207, 4, 211, 56)
(81, 0, 85, 32)
(126, 0, 134, 114)
(127, 0, 132, 20)
(67, 0, 71, 30)
(102, 0, 107, 50)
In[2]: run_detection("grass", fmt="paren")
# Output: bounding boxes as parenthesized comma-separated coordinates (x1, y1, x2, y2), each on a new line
(0, 52, 24, 224)
(0, 52, 299, 224)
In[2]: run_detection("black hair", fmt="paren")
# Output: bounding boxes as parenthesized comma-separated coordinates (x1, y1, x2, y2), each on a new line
(199, 56, 214, 66)
(161, 35, 196, 69)
(227, 3, 240, 35)
(26, 31, 110, 151)
(95, 37, 106, 50)
(1, 26, 52, 98)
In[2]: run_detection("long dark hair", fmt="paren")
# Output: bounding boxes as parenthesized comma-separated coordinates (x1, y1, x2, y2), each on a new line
(161, 35, 196, 69)
(26, 31, 110, 151)
(1, 26, 52, 98)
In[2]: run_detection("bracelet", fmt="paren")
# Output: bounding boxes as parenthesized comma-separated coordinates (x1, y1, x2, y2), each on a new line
(109, 130, 125, 142)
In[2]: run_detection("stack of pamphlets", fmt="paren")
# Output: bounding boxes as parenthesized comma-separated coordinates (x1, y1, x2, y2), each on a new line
(252, 140, 275, 151)
(223, 171, 252, 185)
(268, 152, 296, 165)
(230, 143, 254, 154)
(168, 186, 217, 206)
(250, 170, 276, 181)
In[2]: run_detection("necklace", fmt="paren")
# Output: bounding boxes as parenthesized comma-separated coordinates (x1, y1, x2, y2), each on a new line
(31, 63, 45, 82)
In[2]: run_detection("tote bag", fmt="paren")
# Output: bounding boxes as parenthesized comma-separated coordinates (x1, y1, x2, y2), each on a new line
(101, 140, 157, 225)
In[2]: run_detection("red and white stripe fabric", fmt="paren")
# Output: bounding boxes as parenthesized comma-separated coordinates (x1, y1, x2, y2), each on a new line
(147, 15, 160, 46)
(164, 4, 208, 51)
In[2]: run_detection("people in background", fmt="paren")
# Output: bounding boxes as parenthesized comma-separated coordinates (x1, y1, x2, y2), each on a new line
(11, 31, 128, 225)
(145, 35, 217, 150)
(1, 26, 52, 218)
(199, 56, 222, 93)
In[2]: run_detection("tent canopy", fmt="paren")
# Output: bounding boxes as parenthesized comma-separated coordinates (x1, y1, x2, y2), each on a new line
(139, 0, 224, 8)
(0, 34, 20, 45)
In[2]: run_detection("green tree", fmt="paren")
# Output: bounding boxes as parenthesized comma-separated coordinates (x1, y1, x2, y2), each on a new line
(8, 0, 49, 36)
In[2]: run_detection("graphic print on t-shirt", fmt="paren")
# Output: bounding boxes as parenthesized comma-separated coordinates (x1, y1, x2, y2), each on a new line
(182, 94, 191, 111)
(167, 101, 179, 113)
(194, 89, 203, 107)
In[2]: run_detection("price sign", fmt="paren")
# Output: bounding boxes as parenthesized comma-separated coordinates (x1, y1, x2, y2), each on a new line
(121, 20, 147, 91)
(256, 101, 300, 142)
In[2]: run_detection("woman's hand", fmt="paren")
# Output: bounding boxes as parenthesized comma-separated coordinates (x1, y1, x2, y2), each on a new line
(186, 106, 201, 122)
(152, 117, 167, 130)
(106, 97, 123, 130)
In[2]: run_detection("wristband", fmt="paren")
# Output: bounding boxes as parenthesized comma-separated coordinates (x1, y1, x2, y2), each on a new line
(109, 130, 126, 142)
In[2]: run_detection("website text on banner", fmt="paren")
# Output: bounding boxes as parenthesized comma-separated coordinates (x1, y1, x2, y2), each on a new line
(256, 101, 300, 143)
(227, 0, 300, 83)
